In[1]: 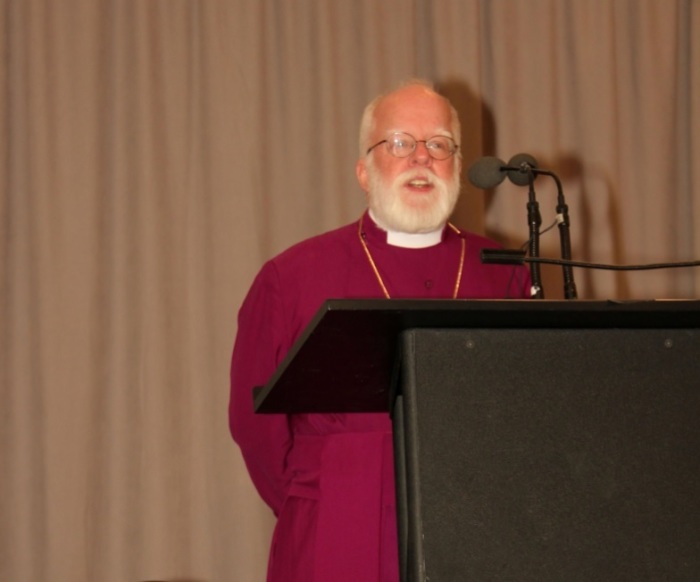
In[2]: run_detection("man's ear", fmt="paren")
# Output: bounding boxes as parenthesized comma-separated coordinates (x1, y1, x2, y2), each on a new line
(356, 158, 369, 193)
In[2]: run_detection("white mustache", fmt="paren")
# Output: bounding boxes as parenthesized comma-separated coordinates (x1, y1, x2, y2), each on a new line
(395, 169, 442, 188)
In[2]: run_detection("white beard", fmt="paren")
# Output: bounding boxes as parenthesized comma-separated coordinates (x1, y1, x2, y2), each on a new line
(366, 161, 461, 233)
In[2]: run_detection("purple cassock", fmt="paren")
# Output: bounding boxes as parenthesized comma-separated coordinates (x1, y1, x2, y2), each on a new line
(229, 211, 531, 581)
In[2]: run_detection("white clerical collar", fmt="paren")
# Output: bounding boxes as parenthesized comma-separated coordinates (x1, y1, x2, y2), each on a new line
(368, 209, 444, 248)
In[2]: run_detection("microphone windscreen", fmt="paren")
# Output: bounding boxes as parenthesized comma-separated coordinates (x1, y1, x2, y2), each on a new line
(467, 156, 507, 189)
(506, 153, 538, 186)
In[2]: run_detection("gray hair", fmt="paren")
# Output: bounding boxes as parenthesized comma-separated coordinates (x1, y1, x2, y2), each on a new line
(358, 79, 461, 158)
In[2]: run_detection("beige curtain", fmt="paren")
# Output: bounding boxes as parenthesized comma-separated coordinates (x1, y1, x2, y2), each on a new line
(1, 1, 698, 580)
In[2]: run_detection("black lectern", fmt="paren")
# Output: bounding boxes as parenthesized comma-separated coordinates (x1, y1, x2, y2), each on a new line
(254, 299, 700, 581)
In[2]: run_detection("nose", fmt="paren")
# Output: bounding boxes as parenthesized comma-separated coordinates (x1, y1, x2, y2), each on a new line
(410, 141, 433, 166)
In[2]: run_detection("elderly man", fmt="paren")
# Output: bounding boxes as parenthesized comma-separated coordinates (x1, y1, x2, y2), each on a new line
(229, 80, 530, 581)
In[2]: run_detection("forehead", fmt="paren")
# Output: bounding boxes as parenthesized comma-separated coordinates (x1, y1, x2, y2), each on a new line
(372, 86, 454, 138)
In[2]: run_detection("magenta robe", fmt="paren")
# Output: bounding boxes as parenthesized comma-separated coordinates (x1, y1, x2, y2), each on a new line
(229, 212, 530, 581)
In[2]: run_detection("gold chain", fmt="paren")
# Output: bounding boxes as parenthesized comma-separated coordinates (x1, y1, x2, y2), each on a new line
(357, 215, 466, 299)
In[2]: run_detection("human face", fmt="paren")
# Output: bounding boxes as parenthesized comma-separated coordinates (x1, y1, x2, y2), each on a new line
(363, 154, 461, 233)
(356, 85, 462, 233)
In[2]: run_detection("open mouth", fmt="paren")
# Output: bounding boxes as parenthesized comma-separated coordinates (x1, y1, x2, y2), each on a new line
(405, 177, 434, 191)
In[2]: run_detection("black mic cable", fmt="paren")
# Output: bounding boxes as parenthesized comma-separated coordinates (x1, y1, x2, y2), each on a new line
(480, 249, 700, 272)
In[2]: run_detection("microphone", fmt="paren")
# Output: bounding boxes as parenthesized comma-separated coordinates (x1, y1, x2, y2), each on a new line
(468, 154, 544, 298)
(467, 156, 508, 189)
(505, 153, 538, 186)
(468, 153, 578, 299)
(466, 154, 539, 189)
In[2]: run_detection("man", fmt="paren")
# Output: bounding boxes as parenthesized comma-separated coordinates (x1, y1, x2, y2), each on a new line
(229, 80, 530, 581)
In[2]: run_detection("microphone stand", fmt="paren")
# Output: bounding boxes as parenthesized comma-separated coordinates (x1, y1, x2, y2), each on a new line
(525, 169, 544, 298)
(539, 170, 578, 299)
(470, 153, 577, 299)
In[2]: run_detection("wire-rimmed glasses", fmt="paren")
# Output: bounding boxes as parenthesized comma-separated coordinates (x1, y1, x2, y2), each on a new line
(366, 132, 459, 160)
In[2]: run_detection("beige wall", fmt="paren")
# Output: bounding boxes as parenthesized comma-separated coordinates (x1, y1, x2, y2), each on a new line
(1, 1, 699, 580)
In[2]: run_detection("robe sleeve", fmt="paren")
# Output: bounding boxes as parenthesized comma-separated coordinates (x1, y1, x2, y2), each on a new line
(229, 261, 293, 515)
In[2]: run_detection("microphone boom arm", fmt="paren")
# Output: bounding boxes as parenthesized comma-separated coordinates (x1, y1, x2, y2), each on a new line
(537, 169, 578, 299)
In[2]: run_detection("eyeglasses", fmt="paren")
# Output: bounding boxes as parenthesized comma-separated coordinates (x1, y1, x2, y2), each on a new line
(366, 132, 459, 160)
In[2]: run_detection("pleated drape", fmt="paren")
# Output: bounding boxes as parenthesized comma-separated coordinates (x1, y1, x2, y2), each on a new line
(1, 1, 698, 580)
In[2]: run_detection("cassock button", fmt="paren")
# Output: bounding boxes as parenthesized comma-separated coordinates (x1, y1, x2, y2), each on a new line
(424, 279, 433, 289)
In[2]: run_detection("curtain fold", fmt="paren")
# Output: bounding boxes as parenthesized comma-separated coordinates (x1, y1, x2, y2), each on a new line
(1, 1, 698, 580)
